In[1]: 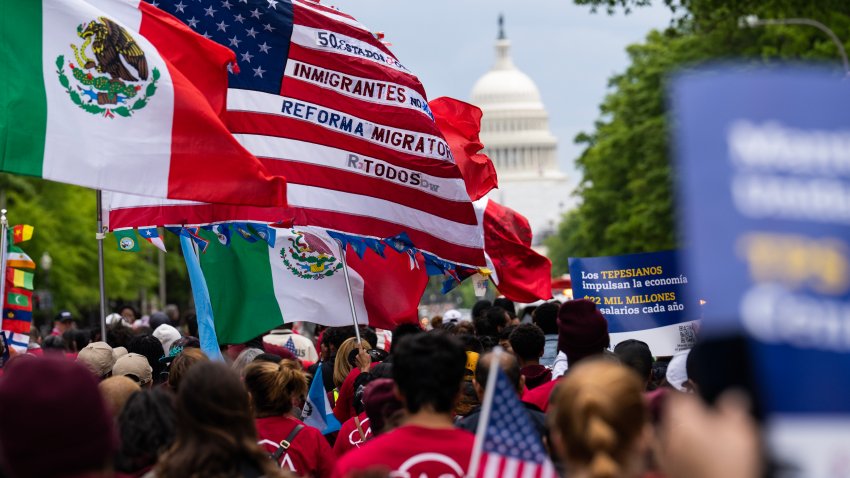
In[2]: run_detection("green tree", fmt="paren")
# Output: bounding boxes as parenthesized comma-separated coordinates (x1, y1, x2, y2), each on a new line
(547, 0, 850, 274)
(3, 176, 189, 326)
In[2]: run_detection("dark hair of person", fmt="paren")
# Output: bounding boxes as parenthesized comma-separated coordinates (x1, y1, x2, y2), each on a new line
(106, 323, 135, 349)
(449, 321, 476, 336)
(475, 351, 522, 392)
(149, 312, 170, 332)
(184, 312, 198, 338)
(614, 339, 654, 383)
(478, 335, 499, 353)
(456, 334, 483, 354)
(392, 331, 466, 414)
(493, 297, 516, 319)
(533, 301, 560, 335)
(499, 324, 518, 343)
(321, 327, 355, 353)
(167, 348, 209, 393)
(115, 389, 177, 474)
(509, 324, 546, 362)
(62, 329, 91, 353)
(42, 335, 66, 352)
(252, 353, 283, 364)
(243, 334, 265, 350)
(471, 300, 492, 320)
(352, 362, 393, 415)
(155, 362, 283, 478)
(128, 334, 168, 384)
(391, 323, 422, 352)
(243, 359, 307, 417)
(118, 305, 139, 319)
(475, 306, 508, 338)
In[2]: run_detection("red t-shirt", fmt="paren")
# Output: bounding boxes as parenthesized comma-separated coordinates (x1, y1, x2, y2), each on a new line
(333, 412, 372, 457)
(255, 415, 336, 478)
(333, 367, 361, 423)
(333, 424, 475, 478)
(521, 377, 560, 412)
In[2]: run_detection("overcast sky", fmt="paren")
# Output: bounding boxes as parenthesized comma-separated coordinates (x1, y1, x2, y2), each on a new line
(331, 0, 673, 191)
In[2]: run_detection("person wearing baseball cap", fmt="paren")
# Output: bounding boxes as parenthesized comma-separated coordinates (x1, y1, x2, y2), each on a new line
(50, 310, 75, 336)
(113, 352, 154, 388)
(77, 341, 117, 381)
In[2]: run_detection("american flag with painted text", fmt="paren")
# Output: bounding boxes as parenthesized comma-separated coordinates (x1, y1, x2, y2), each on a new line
(470, 365, 557, 478)
(108, 0, 487, 268)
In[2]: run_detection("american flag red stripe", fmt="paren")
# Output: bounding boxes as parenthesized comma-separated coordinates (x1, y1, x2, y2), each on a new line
(106, 193, 485, 266)
(477, 454, 557, 478)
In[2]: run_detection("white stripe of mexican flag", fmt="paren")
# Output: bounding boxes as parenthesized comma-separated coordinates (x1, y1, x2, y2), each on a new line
(0, 0, 286, 207)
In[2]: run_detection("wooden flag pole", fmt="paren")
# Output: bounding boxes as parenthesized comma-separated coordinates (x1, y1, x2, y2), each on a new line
(0, 209, 9, 331)
(95, 191, 107, 342)
(334, 239, 362, 346)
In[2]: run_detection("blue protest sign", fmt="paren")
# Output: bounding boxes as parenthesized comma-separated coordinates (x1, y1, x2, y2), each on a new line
(568, 250, 698, 356)
(673, 66, 850, 471)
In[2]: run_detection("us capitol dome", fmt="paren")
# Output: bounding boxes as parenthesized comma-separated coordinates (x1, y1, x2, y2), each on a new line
(471, 16, 570, 247)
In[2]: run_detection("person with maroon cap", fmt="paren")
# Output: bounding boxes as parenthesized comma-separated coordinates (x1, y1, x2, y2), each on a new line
(0, 357, 118, 478)
(522, 299, 610, 412)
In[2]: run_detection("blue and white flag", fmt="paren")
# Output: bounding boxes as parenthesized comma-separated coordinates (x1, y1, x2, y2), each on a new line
(302, 364, 341, 434)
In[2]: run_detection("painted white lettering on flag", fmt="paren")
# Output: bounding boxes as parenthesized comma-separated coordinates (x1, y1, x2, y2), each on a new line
(233, 134, 467, 201)
(291, 24, 409, 73)
(285, 60, 432, 118)
(227, 90, 453, 161)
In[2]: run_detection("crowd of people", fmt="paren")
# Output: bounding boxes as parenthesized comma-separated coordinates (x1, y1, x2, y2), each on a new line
(0, 298, 763, 478)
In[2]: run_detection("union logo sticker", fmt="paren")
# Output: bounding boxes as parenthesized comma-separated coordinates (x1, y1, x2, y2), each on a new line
(55, 17, 159, 119)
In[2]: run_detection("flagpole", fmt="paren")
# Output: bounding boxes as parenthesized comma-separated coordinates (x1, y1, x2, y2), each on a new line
(0, 209, 9, 331)
(96, 190, 107, 342)
(334, 240, 362, 345)
(467, 346, 503, 478)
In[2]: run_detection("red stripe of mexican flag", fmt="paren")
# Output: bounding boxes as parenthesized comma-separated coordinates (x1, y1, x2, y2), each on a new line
(0, 0, 286, 207)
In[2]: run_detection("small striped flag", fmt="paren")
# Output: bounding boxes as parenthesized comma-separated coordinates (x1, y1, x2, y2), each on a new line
(6, 268, 34, 290)
(7, 246, 35, 270)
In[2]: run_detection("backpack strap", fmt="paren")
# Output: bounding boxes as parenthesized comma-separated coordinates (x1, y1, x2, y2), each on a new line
(271, 424, 305, 462)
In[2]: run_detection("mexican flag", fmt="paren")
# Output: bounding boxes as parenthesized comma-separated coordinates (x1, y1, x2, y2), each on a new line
(0, 0, 286, 207)
(198, 226, 426, 344)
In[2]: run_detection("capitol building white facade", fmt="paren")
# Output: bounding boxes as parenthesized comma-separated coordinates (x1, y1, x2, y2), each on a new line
(470, 18, 571, 247)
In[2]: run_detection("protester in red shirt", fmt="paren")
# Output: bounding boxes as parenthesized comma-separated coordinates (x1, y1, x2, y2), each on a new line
(333, 412, 371, 457)
(244, 358, 335, 478)
(333, 331, 474, 478)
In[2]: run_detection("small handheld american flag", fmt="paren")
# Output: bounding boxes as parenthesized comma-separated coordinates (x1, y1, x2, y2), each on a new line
(468, 348, 557, 478)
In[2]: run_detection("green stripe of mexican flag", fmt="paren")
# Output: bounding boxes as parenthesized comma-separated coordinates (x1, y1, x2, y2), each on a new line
(0, 0, 46, 177)
(0, 0, 286, 207)
(198, 227, 369, 345)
